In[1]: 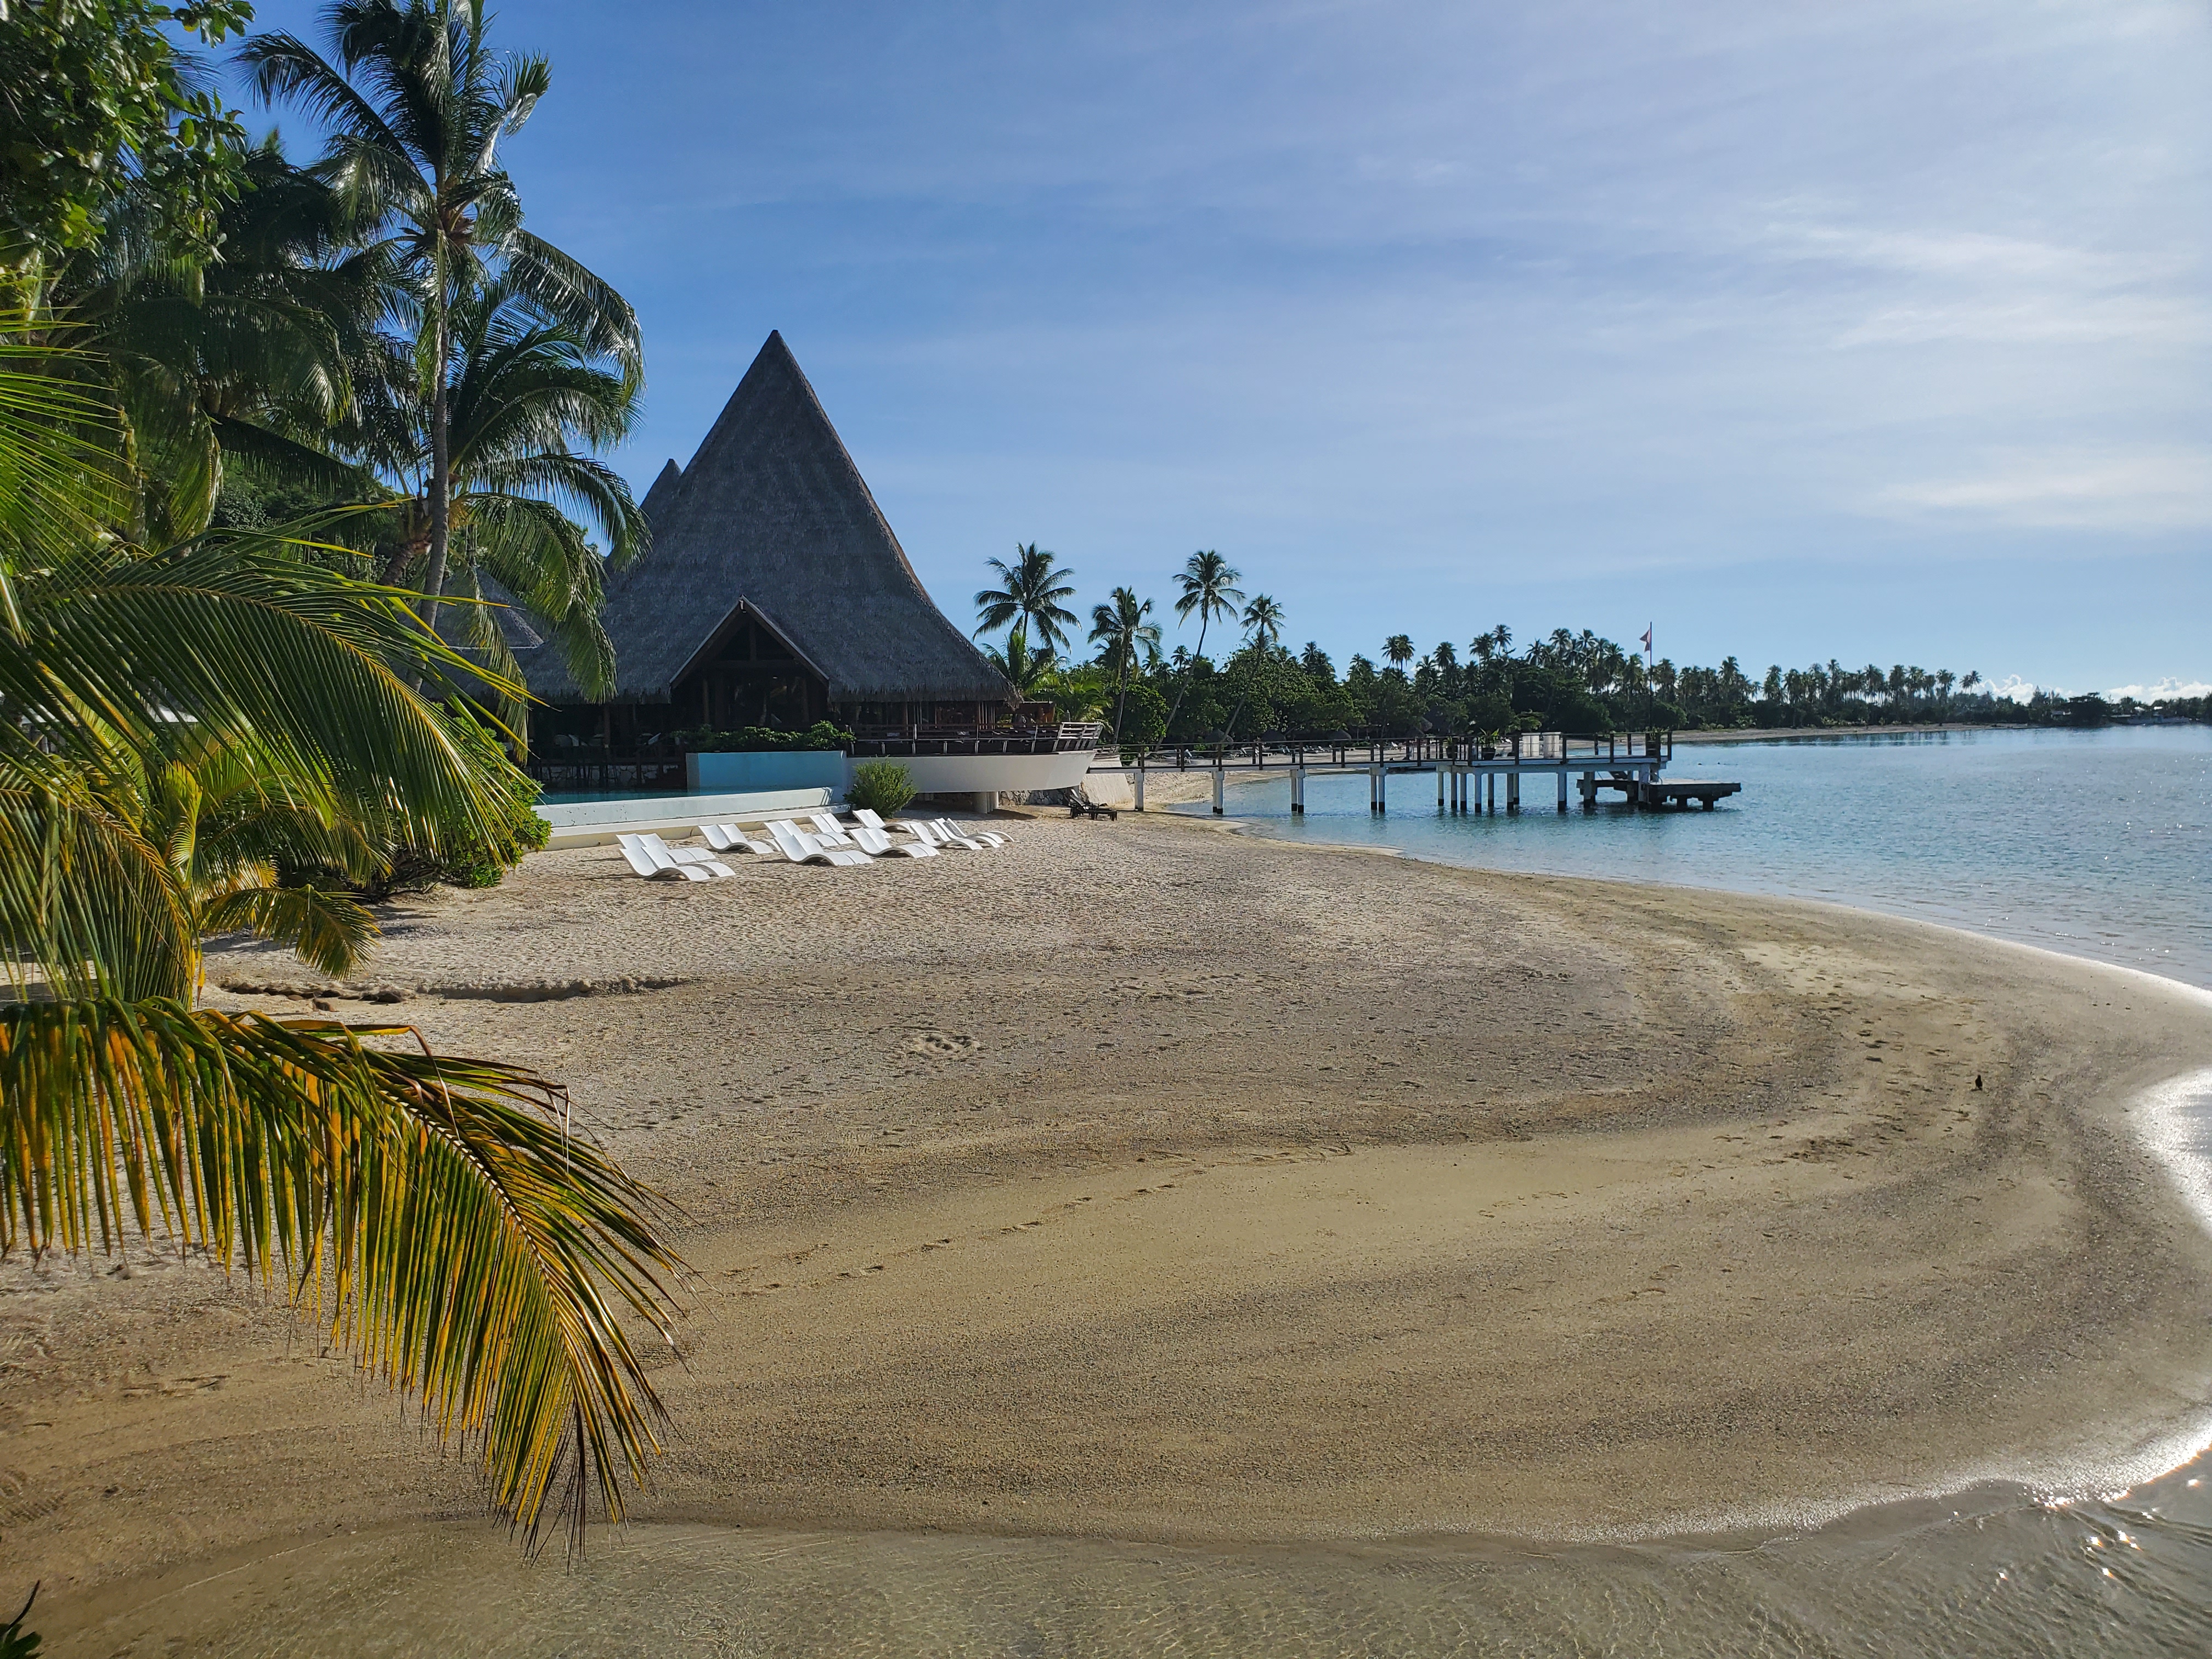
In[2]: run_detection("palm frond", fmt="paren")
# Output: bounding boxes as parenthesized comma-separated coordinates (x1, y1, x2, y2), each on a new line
(0, 774, 194, 1002)
(0, 999, 685, 1548)
(198, 884, 377, 979)
(2, 538, 522, 851)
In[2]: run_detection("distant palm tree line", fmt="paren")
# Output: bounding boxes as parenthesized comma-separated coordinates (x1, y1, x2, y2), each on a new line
(974, 567, 2204, 741)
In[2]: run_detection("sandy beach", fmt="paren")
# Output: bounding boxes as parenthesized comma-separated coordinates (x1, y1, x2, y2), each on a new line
(10, 811, 2212, 1637)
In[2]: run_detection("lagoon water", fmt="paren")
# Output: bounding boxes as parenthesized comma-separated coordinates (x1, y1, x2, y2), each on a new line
(1179, 726, 2212, 990)
(63, 730, 2212, 1657)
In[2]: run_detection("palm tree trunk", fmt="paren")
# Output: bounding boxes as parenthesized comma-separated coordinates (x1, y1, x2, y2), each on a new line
(1164, 618, 1207, 737)
(419, 304, 452, 637)
(1111, 658, 1131, 755)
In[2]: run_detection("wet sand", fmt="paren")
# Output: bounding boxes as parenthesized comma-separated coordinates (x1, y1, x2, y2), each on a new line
(9, 811, 2212, 1639)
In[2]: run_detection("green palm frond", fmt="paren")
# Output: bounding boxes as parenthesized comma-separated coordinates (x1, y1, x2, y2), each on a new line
(0, 999, 684, 1548)
(198, 883, 377, 979)
(2, 537, 521, 850)
(0, 773, 194, 1001)
(0, 344, 124, 584)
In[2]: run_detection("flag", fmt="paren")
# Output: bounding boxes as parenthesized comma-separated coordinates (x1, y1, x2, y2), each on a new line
(1640, 625, 1653, 653)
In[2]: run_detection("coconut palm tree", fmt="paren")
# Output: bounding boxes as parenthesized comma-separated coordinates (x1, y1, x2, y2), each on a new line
(243, 0, 642, 639)
(352, 278, 645, 701)
(981, 626, 1057, 699)
(1384, 634, 1414, 674)
(48, 140, 386, 542)
(973, 541, 1076, 655)
(1164, 549, 1243, 736)
(0, 343, 678, 1548)
(1240, 592, 1284, 651)
(1089, 585, 1160, 747)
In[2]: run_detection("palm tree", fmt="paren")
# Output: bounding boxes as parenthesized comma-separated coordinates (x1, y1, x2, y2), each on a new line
(0, 343, 677, 1548)
(139, 729, 382, 984)
(244, 0, 642, 639)
(1164, 549, 1243, 735)
(356, 278, 646, 701)
(1384, 634, 1414, 674)
(981, 627, 1057, 699)
(47, 141, 385, 543)
(1088, 585, 1160, 746)
(1240, 592, 1285, 650)
(973, 542, 1076, 655)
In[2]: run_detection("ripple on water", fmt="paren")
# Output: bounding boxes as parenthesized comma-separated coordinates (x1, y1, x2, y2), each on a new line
(50, 1460, 2212, 1658)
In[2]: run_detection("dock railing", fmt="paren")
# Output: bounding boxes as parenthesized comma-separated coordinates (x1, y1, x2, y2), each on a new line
(1101, 730, 1673, 772)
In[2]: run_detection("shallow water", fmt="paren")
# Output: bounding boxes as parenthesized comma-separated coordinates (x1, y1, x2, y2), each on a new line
(1175, 727, 2212, 989)
(54, 1457, 2212, 1657)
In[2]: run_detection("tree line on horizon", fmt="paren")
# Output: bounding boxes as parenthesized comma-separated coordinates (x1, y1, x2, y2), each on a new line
(971, 548, 2208, 746)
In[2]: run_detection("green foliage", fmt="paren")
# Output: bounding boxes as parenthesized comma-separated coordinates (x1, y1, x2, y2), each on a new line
(0, 1581, 37, 1658)
(676, 720, 854, 753)
(847, 760, 917, 815)
(974, 543, 1077, 654)
(358, 707, 548, 897)
(0, 0, 254, 285)
(1114, 681, 1169, 752)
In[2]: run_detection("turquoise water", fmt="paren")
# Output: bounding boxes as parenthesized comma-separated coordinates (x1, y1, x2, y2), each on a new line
(1177, 727, 2212, 989)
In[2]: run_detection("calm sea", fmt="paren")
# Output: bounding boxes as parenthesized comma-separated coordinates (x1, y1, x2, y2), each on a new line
(1177, 725, 2212, 989)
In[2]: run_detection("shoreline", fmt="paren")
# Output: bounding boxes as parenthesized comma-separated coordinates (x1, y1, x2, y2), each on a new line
(1672, 722, 2034, 743)
(13, 812, 2212, 1637)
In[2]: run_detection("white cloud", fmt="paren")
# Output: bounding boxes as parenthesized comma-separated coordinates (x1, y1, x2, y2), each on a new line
(1870, 451, 2212, 530)
(2105, 678, 2212, 701)
(1989, 674, 2211, 702)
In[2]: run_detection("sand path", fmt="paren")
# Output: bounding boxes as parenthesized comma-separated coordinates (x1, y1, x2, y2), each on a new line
(8, 814, 2212, 1626)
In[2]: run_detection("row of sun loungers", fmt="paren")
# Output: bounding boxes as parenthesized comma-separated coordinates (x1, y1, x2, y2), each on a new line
(616, 811, 1007, 881)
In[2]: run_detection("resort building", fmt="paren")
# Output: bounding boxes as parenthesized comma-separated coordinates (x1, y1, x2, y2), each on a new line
(523, 331, 1098, 805)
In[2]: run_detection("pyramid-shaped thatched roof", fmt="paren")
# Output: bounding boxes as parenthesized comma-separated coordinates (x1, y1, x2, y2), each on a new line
(637, 458, 682, 526)
(522, 332, 1012, 707)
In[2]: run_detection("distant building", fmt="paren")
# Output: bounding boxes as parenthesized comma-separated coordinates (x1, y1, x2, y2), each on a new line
(524, 330, 1016, 751)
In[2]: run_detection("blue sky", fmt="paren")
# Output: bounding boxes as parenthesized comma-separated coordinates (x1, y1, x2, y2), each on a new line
(233, 1, 2211, 696)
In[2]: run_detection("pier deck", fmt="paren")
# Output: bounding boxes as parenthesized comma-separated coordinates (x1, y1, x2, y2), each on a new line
(1087, 732, 1741, 816)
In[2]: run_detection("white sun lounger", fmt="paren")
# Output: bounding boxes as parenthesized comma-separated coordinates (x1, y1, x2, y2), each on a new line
(617, 832, 718, 881)
(850, 823, 936, 858)
(637, 832, 734, 878)
(766, 816, 872, 867)
(912, 819, 986, 851)
(701, 822, 772, 855)
(932, 817, 1006, 848)
(807, 811, 866, 847)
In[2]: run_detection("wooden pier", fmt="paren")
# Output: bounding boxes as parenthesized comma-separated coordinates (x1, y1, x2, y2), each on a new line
(1089, 731, 1740, 816)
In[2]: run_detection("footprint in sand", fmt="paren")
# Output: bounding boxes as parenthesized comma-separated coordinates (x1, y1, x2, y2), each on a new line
(905, 1031, 977, 1058)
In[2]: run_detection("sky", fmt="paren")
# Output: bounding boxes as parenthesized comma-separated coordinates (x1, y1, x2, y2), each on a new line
(229, 1, 2212, 697)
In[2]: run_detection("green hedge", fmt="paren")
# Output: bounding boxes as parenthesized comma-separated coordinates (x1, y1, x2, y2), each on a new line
(674, 720, 854, 753)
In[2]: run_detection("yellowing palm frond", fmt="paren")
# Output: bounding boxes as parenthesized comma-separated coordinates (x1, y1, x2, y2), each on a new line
(0, 999, 682, 1549)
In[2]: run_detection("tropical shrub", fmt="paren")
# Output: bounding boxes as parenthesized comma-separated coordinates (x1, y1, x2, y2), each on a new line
(1114, 681, 1169, 754)
(358, 707, 550, 896)
(847, 760, 917, 815)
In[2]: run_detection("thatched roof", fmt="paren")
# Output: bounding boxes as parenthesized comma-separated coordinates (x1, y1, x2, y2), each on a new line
(432, 571, 544, 653)
(638, 458, 682, 526)
(522, 332, 1013, 707)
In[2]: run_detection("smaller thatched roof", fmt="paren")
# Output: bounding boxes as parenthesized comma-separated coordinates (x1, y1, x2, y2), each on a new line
(638, 458, 682, 527)
(523, 332, 1013, 708)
